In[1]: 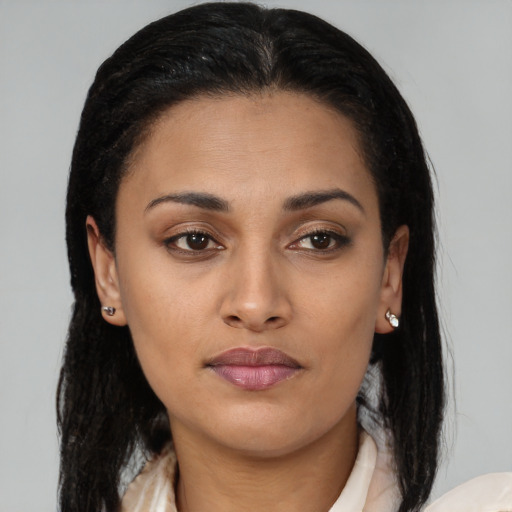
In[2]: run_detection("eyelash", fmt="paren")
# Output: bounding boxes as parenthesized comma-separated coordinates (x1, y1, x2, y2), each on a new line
(164, 229, 223, 254)
(163, 228, 350, 255)
(291, 229, 350, 253)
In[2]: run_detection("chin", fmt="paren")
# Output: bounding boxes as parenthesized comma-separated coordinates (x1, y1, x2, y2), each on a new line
(202, 402, 353, 459)
(217, 427, 316, 459)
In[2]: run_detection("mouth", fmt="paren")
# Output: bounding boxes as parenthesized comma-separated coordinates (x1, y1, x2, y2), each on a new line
(206, 347, 303, 391)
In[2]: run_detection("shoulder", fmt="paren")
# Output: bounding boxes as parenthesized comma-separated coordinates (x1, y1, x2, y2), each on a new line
(425, 472, 512, 512)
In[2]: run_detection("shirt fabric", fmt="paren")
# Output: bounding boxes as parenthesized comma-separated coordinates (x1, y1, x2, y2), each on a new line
(121, 431, 512, 512)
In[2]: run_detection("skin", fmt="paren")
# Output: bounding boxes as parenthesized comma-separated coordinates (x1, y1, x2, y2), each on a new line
(87, 92, 408, 512)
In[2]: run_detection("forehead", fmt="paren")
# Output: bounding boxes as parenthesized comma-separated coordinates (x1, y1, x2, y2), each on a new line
(121, 92, 377, 214)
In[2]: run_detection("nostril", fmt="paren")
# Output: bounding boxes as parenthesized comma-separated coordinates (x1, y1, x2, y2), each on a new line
(222, 312, 289, 331)
(265, 316, 286, 328)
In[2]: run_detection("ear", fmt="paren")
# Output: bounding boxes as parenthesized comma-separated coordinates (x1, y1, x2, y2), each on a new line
(86, 215, 127, 326)
(375, 225, 409, 334)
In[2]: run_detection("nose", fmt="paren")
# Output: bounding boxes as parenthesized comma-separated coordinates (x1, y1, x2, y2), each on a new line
(220, 249, 292, 332)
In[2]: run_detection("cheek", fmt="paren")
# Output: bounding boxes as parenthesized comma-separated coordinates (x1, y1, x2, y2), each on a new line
(117, 236, 211, 332)
(300, 253, 383, 339)
(114, 251, 211, 398)
(299, 252, 383, 381)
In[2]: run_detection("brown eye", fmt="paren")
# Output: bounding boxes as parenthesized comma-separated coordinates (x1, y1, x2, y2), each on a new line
(165, 231, 223, 252)
(292, 230, 349, 252)
(310, 233, 332, 250)
(185, 233, 209, 250)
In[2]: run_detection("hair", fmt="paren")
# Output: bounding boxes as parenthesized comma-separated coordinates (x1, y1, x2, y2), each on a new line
(58, 3, 444, 511)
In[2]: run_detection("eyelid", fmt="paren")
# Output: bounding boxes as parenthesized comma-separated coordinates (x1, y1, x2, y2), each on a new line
(160, 221, 223, 242)
(291, 220, 348, 240)
(163, 227, 224, 254)
(288, 226, 351, 252)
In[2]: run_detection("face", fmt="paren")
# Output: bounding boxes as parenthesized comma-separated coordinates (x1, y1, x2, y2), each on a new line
(88, 92, 407, 458)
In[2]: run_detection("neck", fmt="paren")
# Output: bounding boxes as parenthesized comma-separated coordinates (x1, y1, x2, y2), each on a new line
(172, 405, 359, 512)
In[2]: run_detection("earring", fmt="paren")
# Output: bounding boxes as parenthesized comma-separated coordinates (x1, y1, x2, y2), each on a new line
(385, 309, 399, 328)
(102, 306, 116, 317)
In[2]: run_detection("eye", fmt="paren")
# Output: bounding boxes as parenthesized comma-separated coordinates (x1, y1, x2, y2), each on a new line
(291, 230, 349, 252)
(165, 230, 223, 253)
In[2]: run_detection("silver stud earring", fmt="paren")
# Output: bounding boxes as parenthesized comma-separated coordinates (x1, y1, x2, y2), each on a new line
(385, 309, 399, 328)
(102, 306, 116, 316)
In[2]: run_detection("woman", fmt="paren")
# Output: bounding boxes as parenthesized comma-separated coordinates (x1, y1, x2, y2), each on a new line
(57, 3, 512, 512)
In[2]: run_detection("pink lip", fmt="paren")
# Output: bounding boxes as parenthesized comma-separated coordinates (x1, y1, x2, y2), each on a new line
(207, 347, 302, 391)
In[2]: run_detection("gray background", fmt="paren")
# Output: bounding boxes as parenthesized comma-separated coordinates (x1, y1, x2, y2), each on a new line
(1, 1, 511, 510)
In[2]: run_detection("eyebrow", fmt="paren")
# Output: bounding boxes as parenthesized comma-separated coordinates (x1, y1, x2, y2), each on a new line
(145, 192, 230, 213)
(145, 188, 364, 215)
(283, 189, 365, 214)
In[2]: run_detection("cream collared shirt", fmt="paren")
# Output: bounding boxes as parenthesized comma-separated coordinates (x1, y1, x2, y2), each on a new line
(121, 432, 512, 512)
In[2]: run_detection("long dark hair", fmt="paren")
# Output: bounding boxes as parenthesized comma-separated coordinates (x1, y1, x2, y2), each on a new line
(58, 3, 444, 511)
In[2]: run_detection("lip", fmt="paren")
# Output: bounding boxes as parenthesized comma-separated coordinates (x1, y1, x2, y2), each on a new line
(206, 347, 302, 391)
